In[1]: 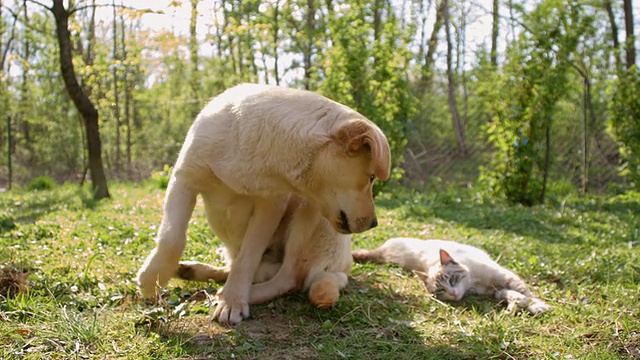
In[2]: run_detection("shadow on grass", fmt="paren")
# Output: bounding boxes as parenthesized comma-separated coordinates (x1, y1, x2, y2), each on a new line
(377, 188, 640, 246)
(0, 184, 97, 227)
(144, 276, 532, 360)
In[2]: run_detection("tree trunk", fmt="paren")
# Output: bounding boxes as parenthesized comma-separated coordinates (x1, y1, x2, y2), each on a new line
(604, 1, 621, 70)
(623, 0, 635, 70)
(122, 15, 131, 172)
(460, 3, 469, 128)
(20, 0, 32, 161)
(0, 0, 19, 71)
(303, 0, 316, 90)
(491, 0, 499, 67)
(215, 0, 224, 58)
(418, 0, 445, 92)
(189, 0, 200, 118)
(373, 0, 382, 68)
(272, 0, 281, 85)
(444, 0, 466, 155)
(51, 0, 110, 200)
(235, 3, 244, 76)
(540, 116, 551, 204)
(112, 0, 121, 172)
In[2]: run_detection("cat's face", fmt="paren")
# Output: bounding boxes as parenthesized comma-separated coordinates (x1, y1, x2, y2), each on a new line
(415, 249, 471, 301)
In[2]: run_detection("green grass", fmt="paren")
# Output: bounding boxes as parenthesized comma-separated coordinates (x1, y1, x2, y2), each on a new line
(1, 182, 639, 359)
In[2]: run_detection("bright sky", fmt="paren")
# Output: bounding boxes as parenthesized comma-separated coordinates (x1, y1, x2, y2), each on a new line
(93, 0, 640, 85)
(111, 0, 499, 47)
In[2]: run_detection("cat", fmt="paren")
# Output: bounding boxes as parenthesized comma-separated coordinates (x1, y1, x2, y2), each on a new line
(352, 237, 551, 315)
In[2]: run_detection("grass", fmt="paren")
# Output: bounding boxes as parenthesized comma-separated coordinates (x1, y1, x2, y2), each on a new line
(0, 182, 639, 359)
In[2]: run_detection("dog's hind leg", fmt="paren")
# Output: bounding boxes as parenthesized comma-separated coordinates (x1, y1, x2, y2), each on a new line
(247, 261, 297, 305)
(307, 271, 348, 309)
(136, 177, 197, 298)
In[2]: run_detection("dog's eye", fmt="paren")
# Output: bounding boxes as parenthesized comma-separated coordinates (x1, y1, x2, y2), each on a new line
(369, 175, 375, 184)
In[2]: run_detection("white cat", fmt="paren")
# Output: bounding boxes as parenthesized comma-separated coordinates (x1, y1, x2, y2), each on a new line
(353, 237, 551, 315)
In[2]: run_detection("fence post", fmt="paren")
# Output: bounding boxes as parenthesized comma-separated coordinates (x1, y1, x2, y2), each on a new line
(6, 115, 11, 190)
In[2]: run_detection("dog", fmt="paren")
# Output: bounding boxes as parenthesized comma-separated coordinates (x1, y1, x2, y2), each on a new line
(176, 193, 353, 310)
(135, 84, 390, 324)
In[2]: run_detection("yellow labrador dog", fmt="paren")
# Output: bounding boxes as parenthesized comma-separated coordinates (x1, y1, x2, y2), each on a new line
(176, 193, 353, 309)
(136, 84, 390, 324)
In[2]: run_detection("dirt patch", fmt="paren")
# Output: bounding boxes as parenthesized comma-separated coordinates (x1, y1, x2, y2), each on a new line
(621, 342, 640, 359)
(0, 263, 30, 298)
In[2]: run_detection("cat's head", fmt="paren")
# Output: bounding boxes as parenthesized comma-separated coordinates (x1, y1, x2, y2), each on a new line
(414, 249, 471, 301)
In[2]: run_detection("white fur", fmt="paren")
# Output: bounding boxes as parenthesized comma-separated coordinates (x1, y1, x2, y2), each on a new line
(354, 238, 551, 315)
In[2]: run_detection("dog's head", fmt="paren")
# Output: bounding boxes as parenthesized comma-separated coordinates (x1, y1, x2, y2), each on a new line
(307, 118, 391, 234)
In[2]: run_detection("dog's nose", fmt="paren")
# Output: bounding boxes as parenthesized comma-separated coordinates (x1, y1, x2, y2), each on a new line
(370, 218, 378, 229)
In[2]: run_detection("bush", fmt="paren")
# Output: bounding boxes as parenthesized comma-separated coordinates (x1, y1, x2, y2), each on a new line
(26, 176, 56, 191)
(0, 212, 15, 232)
(150, 165, 173, 189)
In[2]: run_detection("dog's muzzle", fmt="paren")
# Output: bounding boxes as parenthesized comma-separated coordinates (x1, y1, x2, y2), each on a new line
(338, 211, 378, 234)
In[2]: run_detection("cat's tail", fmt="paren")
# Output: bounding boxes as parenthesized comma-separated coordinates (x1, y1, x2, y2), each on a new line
(352, 247, 386, 264)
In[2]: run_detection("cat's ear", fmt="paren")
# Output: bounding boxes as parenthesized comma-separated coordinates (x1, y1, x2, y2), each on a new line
(413, 270, 429, 286)
(439, 249, 457, 266)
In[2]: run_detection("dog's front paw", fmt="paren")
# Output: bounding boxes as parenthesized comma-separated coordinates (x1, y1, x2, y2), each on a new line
(213, 291, 249, 325)
(136, 249, 179, 299)
(135, 269, 159, 299)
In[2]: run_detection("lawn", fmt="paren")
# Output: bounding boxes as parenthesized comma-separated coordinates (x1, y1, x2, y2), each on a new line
(1, 182, 639, 359)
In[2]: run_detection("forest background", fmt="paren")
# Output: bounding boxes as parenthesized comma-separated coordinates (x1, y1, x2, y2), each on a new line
(1, 0, 640, 205)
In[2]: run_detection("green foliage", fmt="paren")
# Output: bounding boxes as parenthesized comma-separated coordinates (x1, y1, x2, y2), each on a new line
(0, 0, 632, 199)
(26, 175, 56, 191)
(607, 69, 640, 189)
(0, 211, 15, 232)
(150, 165, 173, 189)
(477, 0, 592, 205)
(317, 0, 415, 184)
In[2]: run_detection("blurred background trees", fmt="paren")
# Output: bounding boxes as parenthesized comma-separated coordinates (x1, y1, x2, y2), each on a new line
(0, 0, 638, 204)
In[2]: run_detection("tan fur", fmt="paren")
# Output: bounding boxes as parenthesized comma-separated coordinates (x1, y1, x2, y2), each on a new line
(135, 84, 390, 325)
(176, 194, 352, 309)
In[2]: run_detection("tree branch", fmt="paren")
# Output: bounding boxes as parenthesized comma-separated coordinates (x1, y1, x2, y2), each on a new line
(25, 0, 51, 11)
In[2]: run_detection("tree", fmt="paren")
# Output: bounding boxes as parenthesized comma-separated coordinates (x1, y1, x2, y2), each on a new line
(491, 0, 500, 67)
(417, 0, 445, 92)
(188, 0, 200, 118)
(623, 0, 635, 70)
(319, 0, 414, 186)
(479, 0, 585, 205)
(49, 0, 110, 200)
(607, 0, 640, 189)
(443, 0, 466, 155)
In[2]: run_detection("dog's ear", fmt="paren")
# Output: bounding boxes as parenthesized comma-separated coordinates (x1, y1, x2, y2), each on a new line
(334, 119, 391, 180)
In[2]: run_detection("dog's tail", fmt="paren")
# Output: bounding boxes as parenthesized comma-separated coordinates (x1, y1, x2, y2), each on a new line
(352, 247, 386, 264)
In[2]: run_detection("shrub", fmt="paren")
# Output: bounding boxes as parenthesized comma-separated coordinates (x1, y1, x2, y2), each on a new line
(26, 176, 56, 191)
(150, 165, 173, 189)
(0, 212, 15, 232)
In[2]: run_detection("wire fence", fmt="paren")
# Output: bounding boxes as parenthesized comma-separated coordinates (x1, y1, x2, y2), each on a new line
(401, 121, 625, 195)
(0, 101, 628, 195)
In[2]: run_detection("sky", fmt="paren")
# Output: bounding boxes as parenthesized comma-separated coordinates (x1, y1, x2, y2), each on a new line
(104, 0, 500, 49)
(92, 0, 502, 83)
(108, 0, 640, 45)
(93, 0, 640, 85)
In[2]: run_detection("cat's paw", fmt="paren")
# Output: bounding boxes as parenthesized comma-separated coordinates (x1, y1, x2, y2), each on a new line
(526, 297, 551, 315)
